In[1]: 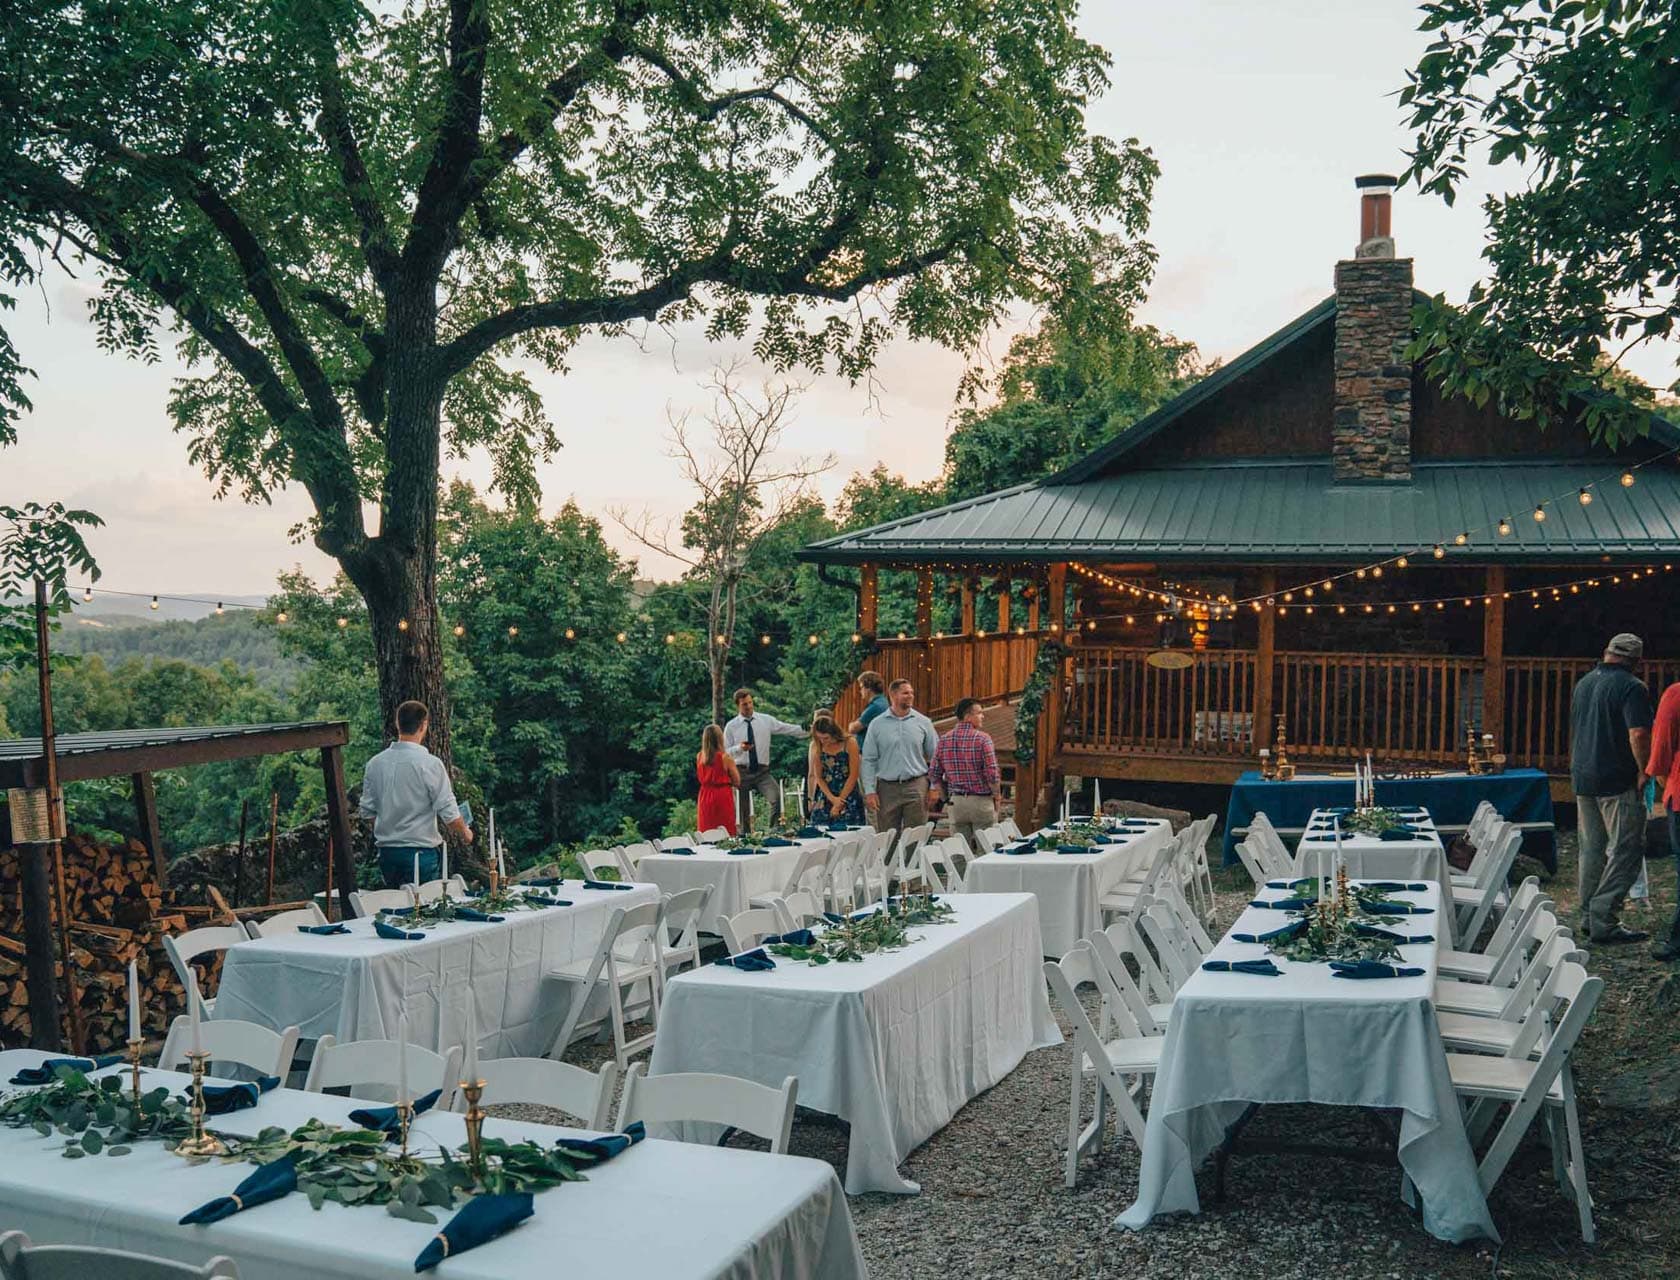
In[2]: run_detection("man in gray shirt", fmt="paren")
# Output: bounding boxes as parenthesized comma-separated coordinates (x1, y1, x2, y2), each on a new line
(861, 678, 940, 835)
(359, 699, 473, 888)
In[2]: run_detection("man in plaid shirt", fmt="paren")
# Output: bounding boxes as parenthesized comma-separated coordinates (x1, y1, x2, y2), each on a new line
(929, 697, 1002, 852)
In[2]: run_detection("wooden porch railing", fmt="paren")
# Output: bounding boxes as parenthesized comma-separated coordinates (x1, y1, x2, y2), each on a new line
(1062, 646, 1259, 756)
(1505, 656, 1680, 772)
(832, 634, 1042, 724)
(1276, 651, 1483, 764)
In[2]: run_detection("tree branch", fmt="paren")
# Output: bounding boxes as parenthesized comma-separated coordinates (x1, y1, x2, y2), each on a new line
(307, 16, 399, 292)
(402, 0, 491, 278)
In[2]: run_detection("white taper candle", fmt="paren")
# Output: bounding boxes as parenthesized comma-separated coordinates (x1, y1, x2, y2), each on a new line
(464, 987, 479, 1081)
(127, 959, 140, 1043)
(397, 1011, 409, 1110)
(188, 971, 202, 1056)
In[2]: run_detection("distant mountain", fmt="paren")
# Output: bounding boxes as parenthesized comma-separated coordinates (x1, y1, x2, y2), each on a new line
(50, 608, 298, 690)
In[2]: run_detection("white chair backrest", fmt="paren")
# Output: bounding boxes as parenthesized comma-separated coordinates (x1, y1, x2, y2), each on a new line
(662, 884, 715, 955)
(658, 835, 697, 851)
(414, 875, 469, 905)
(698, 827, 730, 842)
(919, 839, 954, 893)
(777, 845, 829, 898)
(580, 848, 632, 882)
(1149, 880, 1215, 953)
(1001, 818, 1023, 840)
(158, 1015, 299, 1080)
(303, 1034, 461, 1108)
(462, 1056, 618, 1131)
(617, 1063, 798, 1154)
(1136, 905, 1198, 992)
(244, 903, 329, 939)
(891, 822, 933, 881)
(349, 887, 413, 917)
(0, 1233, 238, 1280)
(1087, 927, 1167, 1036)
(547, 901, 667, 1057)
(1495, 929, 1582, 1021)
(1465, 800, 1501, 846)
(162, 925, 248, 1016)
(826, 852, 862, 911)
(1233, 837, 1272, 892)
(1042, 948, 1151, 1146)
(620, 842, 658, 870)
(721, 906, 783, 954)
(772, 890, 825, 934)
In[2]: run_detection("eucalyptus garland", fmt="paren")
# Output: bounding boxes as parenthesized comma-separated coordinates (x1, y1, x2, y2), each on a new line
(0, 1067, 193, 1158)
(768, 895, 955, 966)
(1035, 821, 1109, 849)
(1338, 807, 1408, 837)
(375, 888, 552, 927)
(1264, 889, 1411, 964)
(1012, 640, 1065, 764)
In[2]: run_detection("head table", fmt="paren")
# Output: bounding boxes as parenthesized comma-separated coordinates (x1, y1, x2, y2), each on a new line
(1295, 809, 1458, 946)
(650, 892, 1061, 1196)
(0, 1050, 865, 1280)
(962, 818, 1174, 956)
(1117, 881, 1499, 1244)
(213, 883, 661, 1059)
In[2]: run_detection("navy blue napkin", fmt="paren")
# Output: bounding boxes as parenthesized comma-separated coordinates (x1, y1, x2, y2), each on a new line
(1249, 896, 1313, 911)
(795, 825, 828, 839)
(582, 879, 632, 891)
(1266, 878, 1309, 890)
(1377, 828, 1417, 841)
(349, 1087, 442, 1138)
(1095, 834, 1132, 844)
(1232, 920, 1306, 944)
(713, 948, 775, 971)
(414, 1192, 534, 1272)
(452, 906, 505, 923)
(1362, 902, 1434, 916)
(1002, 842, 1037, 855)
(1353, 923, 1435, 945)
(180, 1153, 298, 1225)
(726, 847, 769, 856)
(1202, 958, 1282, 976)
(1301, 834, 1332, 843)
(553, 1120, 646, 1163)
(1330, 959, 1425, 980)
(764, 929, 815, 946)
(661, 847, 697, 856)
(521, 892, 572, 907)
(9, 1054, 123, 1086)
(761, 836, 797, 847)
(521, 876, 564, 888)
(375, 919, 426, 941)
(298, 923, 351, 935)
(1056, 844, 1096, 855)
(198, 1075, 281, 1116)
(1360, 881, 1429, 893)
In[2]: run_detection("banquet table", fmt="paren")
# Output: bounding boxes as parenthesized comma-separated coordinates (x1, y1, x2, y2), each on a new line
(1117, 881, 1498, 1244)
(1294, 808, 1458, 946)
(649, 892, 1061, 1195)
(962, 818, 1174, 956)
(0, 1050, 866, 1280)
(1221, 768, 1556, 871)
(213, 882, 661, 1059)
(637, 833, 855, 933)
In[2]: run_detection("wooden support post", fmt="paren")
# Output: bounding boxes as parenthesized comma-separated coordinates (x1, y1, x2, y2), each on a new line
(265, 790, 280, 905)
(321, 745, 356, 920)
(131, 772, 166, 884)
(1482, 565, 1506, 741)
(233, 797, 250, 907)
(960, 578, 976, 635)
(18, 848, 61, 1051)
(1046, 563, 1067, 635)
(997, 576, 1012, 633)
(31, 579, 81, 1053)
(1027, 581, 1041, 631)
(1254, 568, 1277, 749)
(858, 564, 878, 636)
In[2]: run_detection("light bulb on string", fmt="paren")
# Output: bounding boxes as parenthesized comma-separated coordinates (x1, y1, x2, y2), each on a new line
(1454, 532, 1468, 546)
(851, 633, 861, 643)
(1432, 545, 1444, 560)
(336, 616, 348, 629)
(808, 633, 820, 646)
(215, 603, 224, 616)
(615, 631, 627, 643)
(1533, 505, 1547, 522)
(1372, 566, 1384, 578)
(150, 595, 159, 610)
(82, 586, 93, 603)
(664, 633, 676, 645)
(276, 611, 289, 624)
(564, 628, 575, 640)
(1578, 488, 1593, 506)
(760, 634, 771, 646)
(453, 624, 465, 637)
(507, 625, 519, 637)
(397, 618, 409, 631)
(1498, 517, 1512, 536)
(1621, 470, 1636, 487)
(1396, 556, 1409, 569)
(1355, 568, 1367, 579)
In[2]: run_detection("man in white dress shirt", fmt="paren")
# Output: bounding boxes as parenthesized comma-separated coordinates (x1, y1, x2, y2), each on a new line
(359, 700, 473, 887)
(723, 687, 807, 829)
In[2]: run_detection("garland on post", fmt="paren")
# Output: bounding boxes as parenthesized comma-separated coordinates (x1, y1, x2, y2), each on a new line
(1012, 640, 1065, 764)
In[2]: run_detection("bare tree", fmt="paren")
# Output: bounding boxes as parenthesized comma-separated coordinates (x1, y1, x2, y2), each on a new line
(616, 362, 834, 724)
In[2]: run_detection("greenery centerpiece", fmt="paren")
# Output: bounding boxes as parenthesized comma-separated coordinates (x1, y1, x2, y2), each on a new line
(766, 893, 955, 966)
(712, 833, 767, 852)
(0, 1066, 189, 1158)
(1339, 806, 1407, 837)
(1035, 820, 1108, 849)
(1262, 871, 1412, 964)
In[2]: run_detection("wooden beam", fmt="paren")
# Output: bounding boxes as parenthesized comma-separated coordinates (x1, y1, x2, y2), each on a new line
(4, 722, 351, 790)
(1482, 565, 1506, 743)
(1027, 582, 1040, 631)
(959, 578, 976, 635)
(997, 576, 1012, 633)
(1046, 563, 1067, 635)
(18, 849, 61, 1051)
(32, 579, 81, 1054)
(132, 772, 166, 884)
(1254, 569, 1278, 748)
(321, 745, 357, 920)
(857, 564, 878, 636)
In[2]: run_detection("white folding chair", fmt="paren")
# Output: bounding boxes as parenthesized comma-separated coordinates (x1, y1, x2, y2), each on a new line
(661, 885, 715, 976)
(0, 1233, 238, 1280)
(697, 826, 730, 842)
(1437, 878, 1552, 984)
(858, 828, 894, 901)
(658, 835, 698, 852)
(1445, 963, 1603, 1243)
(824, 850, 863, 912)
(303, 1034, 461, 1109)
(1438, 934, 1587, 1058)
(1435, 928, 1579, 1018)
(1135, 904, 1203, 995)
(414, 875, 469, 904)
(617, 1063, 798, 1154)
(1247, 812, 1297, 879)
(580, 848, 634, 882)
(919, 836, 966, 894)
(749, 844, 829, 913)
(972, 825, 1007, 853)
(162, 925, 248, 1018)
(1086, 925, 1171, 1035)
(243, 904, 329, 939)
(619, 842, 658, 873)
(158, 1015, 299, 1080)
(771, 890, 826, 934)
(1233, 836, 1272, 892)
(459, 1056, 618, 1131)
(1044, 943, 1163, 1187)
(1098, 828, 1185, 925)
(545, 900, 667, 1072)
(889, 822, 934, 892)
(348, 887, 413, 917)
(1452, 808, 1508, 888)
(720, 906, 783, 954)
(1452, 825, 1523, 944)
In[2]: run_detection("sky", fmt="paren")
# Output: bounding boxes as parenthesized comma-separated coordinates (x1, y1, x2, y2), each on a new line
(6, 1, 1673, 598)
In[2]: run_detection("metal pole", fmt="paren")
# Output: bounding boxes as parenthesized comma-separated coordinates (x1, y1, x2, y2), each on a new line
(265, 790, 279, 905)
(34, 578, 84, 1054)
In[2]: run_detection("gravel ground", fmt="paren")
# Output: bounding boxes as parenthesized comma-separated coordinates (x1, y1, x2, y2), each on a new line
(501, 829, 1680, 1280)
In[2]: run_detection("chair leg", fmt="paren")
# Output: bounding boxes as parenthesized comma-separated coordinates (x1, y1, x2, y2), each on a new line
(1559, 1084, 1596, 1244)
(607, 975, 630, 1074)
(1065, 1057, 1083, 1188)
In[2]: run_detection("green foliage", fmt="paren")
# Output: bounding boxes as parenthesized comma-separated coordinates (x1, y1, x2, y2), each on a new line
(1012, 641, 1065, 764)
(767, 894, 956, 965)
(0, 502, 102, 672)
(1403, 0, 1680, 441)
(53, 612, 298, 691)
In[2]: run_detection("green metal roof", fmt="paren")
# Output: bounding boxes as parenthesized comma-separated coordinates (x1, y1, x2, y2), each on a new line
(796, 460, 1680, 565)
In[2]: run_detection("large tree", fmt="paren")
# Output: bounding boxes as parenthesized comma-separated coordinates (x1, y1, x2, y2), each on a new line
(1403, 0, 1680, 443)
(0, 0, 1154, 762)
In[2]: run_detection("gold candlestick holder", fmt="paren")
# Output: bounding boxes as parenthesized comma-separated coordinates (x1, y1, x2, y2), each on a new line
(127, 1037, 144, 1109)
(174, 1051, 226, 1158)
(1273, 714, 1295, 781)
(460, 1078, 487, 1182)
(488, 867, 500, 899)
(396, 1099, 414, 1160)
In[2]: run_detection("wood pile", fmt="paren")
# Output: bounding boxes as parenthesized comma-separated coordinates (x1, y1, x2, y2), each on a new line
(0, 832, 193, 1053)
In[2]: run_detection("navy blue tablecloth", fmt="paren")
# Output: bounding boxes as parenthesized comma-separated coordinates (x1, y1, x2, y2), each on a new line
(1222, 768, 1556, 872)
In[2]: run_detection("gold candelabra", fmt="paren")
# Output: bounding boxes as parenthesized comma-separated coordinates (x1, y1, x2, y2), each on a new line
(173, 1051, 226, 1158)
(1465, 722, 1483, 776)
(460, 1078, 487, 1182)
(488, 867, 500, 899)
(127, 1038, 144, 1109)
(1273, 715, 1295, 781)
(396, 1099, 414, 1160)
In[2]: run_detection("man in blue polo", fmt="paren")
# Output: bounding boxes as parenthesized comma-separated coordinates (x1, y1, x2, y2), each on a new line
(359, 699, 473, 888)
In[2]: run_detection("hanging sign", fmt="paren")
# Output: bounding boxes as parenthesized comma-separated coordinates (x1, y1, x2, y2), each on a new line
(1146, 650, 1194, 670)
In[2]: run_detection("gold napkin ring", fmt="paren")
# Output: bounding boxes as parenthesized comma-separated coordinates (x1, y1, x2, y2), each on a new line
(228, 1194, 244, 1210)
(433, 1234, 450, 1257)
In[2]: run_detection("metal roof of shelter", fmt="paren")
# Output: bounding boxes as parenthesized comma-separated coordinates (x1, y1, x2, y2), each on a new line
(0, 721, 349, 790)
(797, 460, 1680, 565)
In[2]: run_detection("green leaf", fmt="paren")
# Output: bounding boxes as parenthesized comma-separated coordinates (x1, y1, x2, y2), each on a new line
(386, 1201, 439, 1225)
(107, 1145, 132, 1157)
(62, 1146, 85, 1159)
(81, 1129, 103, 1154)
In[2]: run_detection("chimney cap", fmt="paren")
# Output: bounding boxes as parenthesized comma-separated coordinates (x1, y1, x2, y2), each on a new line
(1355, 173, 1399, 190)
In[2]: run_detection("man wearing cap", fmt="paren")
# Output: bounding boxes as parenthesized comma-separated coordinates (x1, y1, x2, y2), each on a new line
(1568, 633, 1655, 945)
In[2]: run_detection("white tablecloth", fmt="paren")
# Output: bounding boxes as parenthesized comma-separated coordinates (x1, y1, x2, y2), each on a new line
(1118, 882, 1496, 1243)
(1294, 809, 1457, 945)
(962, 819, 1173, 956)
(0, 1051, 865, 1280)
(638, 839, 831, 933)
(214, 884, 660, 1058)
(650, 893, 1061, 1195)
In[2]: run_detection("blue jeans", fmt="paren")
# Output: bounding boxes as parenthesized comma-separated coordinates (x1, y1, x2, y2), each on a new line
(379, 846, 441, 889)
(1665, 805, 1680, 947)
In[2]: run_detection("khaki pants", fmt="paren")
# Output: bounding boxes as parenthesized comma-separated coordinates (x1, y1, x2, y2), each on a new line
(873, 777, 928, 835)
(949, 794, 998, 853)
(1577, 788, 1645, 938)
(737, 767, 780, 831)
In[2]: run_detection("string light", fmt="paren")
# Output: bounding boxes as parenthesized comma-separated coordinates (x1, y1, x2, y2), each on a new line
(1533, 505, 1547, 522)
(564, 628, 575, 640)
(82, 586, 93, 602)
(665, 633, 676, 644)
(808, 633, 820, 645)
(1431, 545, 1444, 560)
(276, 611, 288, 624)
(215, 603, 224, 615)
(1498, 517, 1512, 536)
(760, 634, 772, 645)
(615, 631, 627, 643)
(507, 625, 518, 637)
(336, 616, 348, 629)
(149, 595, 159, 610)
(1622, 470, 1636, 487)
(1396, 556, 1408, 569)
(453, 623, 465, 637)
(851, 632, 862, 643)
(397, 618, 409, 631)
(1454, 532, 1468, 546)
(1578, 488, 1593, 506)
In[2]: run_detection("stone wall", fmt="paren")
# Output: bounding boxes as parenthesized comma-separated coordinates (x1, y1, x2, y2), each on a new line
(1332, 256, 1414, 483)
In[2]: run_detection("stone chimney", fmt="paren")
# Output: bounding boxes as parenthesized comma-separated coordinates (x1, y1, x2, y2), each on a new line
(1333, 174, 1413, 483)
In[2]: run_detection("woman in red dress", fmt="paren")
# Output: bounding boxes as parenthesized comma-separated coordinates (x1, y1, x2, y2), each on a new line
(696, 723, 740, 836)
